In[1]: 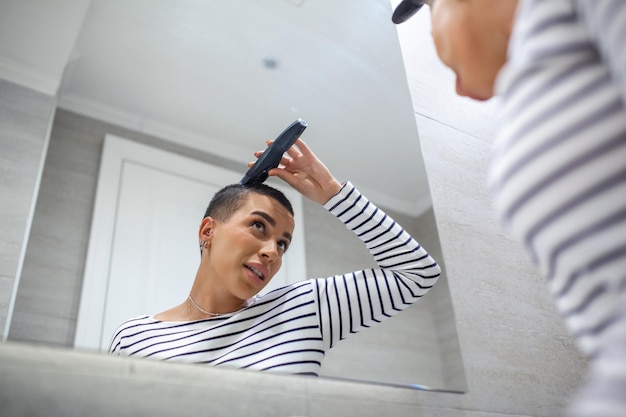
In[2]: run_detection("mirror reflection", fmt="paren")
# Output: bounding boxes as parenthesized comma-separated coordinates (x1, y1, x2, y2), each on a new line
(3, 0, 465, 392)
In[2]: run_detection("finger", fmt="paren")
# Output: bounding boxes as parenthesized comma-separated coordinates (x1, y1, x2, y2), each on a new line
(267, 167, 297, 187)
(285, 147, 301, 160)
(293, 138, 312, 156)
(279, 154, 292, 167)
(265, 138, 300, 160)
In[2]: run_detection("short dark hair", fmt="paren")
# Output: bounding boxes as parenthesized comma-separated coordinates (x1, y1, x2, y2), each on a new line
(203, 183, 294, 222)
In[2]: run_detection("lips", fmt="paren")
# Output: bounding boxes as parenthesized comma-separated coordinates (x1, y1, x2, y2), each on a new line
(246, 265, 264, 280)
(244, 263, 268, 283)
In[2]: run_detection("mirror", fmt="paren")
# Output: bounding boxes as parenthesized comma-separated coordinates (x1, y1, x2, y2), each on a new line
(4, 0, 465, 392)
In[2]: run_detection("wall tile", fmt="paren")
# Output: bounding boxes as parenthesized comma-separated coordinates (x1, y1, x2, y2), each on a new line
(0, 80, 54, 278)
(0, 79, 55, 334)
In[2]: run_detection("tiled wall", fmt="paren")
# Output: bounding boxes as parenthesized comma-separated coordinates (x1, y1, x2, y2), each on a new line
(0, 79, 55, 336)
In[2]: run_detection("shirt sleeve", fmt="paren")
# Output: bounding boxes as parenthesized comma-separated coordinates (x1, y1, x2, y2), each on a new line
(313, 181, 441, 349)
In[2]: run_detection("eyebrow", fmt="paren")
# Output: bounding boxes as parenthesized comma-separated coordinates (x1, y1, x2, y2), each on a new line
(251, 210, 293, 242)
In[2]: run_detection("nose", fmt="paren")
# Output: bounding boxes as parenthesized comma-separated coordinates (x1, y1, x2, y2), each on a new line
(259, 240, 279, 262)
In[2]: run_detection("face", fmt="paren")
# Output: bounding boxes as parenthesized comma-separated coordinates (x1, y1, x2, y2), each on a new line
(428, 0, 511, 101)
(201, 192, 295, 301)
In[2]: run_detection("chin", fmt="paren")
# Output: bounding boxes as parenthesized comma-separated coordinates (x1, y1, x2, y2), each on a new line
(462, 87, 494, 102)
(456, 78, 494, 101)
(468, 94, 492, 102)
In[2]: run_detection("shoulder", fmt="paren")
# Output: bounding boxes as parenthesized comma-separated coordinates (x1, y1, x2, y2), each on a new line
(113, 315, 154, 336)
(252, 279, 316, 306)
(153, 302, 187, 322)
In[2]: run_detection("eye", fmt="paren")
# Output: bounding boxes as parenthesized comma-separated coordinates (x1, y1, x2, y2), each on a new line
(278, 240, 289, 253)
(251, 220, 265, 232)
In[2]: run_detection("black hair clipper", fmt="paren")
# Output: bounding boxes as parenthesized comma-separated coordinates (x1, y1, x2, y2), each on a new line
(239, 118, 307, 186)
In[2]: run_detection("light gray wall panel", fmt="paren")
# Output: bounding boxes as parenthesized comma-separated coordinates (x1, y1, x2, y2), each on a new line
(0, 79, 55, 335)
(413, 115, 586, 415)
(0, 275, 13, 325)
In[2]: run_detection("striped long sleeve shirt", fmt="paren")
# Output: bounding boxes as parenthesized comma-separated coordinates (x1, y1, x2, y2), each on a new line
(109, 182, 441, 376)
(489, 1, 626, 415)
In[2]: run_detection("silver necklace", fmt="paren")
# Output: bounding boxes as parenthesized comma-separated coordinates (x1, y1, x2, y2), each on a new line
(188, 294, 247, 317)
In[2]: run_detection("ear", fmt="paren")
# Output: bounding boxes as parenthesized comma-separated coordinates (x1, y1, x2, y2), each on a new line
(198, 216, 216, 242)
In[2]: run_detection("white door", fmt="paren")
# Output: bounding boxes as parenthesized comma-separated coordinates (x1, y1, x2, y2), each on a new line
(74, 135, 305, 352)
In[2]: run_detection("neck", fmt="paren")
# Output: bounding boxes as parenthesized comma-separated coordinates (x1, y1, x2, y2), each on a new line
(187, 290, 247, 317)
(189, 261, 248, 313)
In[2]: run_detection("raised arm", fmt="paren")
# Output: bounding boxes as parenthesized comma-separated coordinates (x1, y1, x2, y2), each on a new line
(315, 181, 441, 348)
(255, 138, 441, 349)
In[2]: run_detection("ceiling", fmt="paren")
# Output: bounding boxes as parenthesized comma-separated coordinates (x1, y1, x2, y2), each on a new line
(1, 0, 435, 216)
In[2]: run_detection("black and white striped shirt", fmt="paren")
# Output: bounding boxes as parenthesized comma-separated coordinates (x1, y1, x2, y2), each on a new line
(109, 182, 441, 376)
(489, 1, 626, 415)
